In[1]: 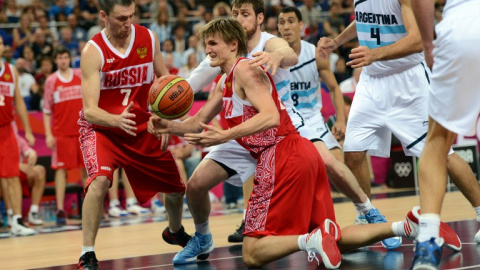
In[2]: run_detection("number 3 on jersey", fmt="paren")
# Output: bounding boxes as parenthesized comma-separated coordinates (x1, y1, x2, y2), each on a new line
(120, 89, 131, 106)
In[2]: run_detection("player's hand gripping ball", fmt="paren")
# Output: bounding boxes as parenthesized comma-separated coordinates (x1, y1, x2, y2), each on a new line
(149, 75, 194, 119)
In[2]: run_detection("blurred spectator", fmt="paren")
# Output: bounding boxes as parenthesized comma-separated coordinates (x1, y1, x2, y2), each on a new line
(339, 68, 362, 95)
(298, 0, 322, 39)
(269, 0, 295, 15)
(2, 45, 15, 65)
(38, 15, 59, 44)
(86, 13, 104, 40)
(213, 2, 231, 17)
(16, 58, 39, 110)
(151, 0, 174, 19)
(34, 56, 54, 106)
(79, 0, 99, 29)
(182, 35, 205, 65)
(67, 14, 88, 42)
(12, 13, 34, 58)
(175, 9, 193, 37)
(71, 40, 86, 68)
(323, 2, 345, 38)
(178, 52, 198, 79)
(162, 38, 183, 68)
(49, 0, 73, 20)
(30, 0, 48, 19)
(340, 0, 355, 25)
(164, 53, 179, 75)
(31, 28, 54, 66)
(136, 0, 152, 19)
(264, 16, 279, 37)
(192, 9, 212, 36)
(6, 0, 21, 23)
(21, 46, 36, 73)
(333, 56, 349, 84)
(172, 23, 187, 54)
(150, 10, 171, 44)
(59, 27, 79, 58)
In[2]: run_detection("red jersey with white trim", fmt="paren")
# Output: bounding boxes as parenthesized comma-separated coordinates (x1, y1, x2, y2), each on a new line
(86, 24, 155, 136)
(221, 58, 297, 158)
(0, 62, 16, 126)
(43, 69, 83, 136)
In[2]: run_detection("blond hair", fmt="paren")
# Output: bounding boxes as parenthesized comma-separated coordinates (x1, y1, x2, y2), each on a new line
(201, 18, 247, 57)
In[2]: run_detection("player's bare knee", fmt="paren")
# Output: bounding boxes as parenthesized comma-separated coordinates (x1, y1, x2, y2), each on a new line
(88, 176, 110, 196)
(186, 176, 209, 194)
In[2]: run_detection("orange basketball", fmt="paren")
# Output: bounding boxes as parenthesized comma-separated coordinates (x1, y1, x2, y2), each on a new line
(149, 75, 194, 119)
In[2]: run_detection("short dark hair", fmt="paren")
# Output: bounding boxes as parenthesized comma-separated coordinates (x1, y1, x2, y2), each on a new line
(53, 45, 70, 59)
(231, 0, 264, 16)
(279, 6, 303, 22)
(99, 0, 134, 15)
(201, 18, 247, 57)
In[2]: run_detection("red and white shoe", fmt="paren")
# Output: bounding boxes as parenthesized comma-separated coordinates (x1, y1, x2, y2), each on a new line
(306, 219, 342, 269)
(405, 206, 461, 251)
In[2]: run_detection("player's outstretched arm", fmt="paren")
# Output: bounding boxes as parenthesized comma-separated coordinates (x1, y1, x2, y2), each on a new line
(411, 0, 435, 69)
(12, 66, 34, 146)
(81, 43, 137, 136)
(186, 56, 222, 94)
(316, 54, 346, 139)
(317, 20, 358, 59)
(347, 0, 423, 68)
(250, 37, 298, 76)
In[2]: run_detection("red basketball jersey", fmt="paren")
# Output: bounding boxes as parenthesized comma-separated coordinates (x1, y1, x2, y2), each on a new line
(0, 62, 16, 126)
(43, 69, 83, 136)
(221, 58, 297, 158)
(88, 24, 155, 136)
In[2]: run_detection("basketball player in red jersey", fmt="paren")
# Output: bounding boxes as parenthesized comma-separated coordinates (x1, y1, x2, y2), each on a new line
(0, 35, 37, 237)
(43, 46, 87, 226)
(77, 0, 190, 269)
(149, 18, 435, 269)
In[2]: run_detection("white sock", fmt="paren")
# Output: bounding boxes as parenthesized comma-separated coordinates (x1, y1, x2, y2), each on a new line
(110, 199, 120, 208)
(195, 221, 210, 235)
(243, 209, 246, 219)
(391, 221, 406, 237)
(354, 197, 374, 216)
(474, 205, 480, 222)
(12, 214, 22, 225)
(7, 209, 13, 216)
(126, 197, 137, 206)
(81, 246, 95, 256)
(417, 214, 440, 242)
(30, 204, 39, 213)
(298, 234, 307, 251)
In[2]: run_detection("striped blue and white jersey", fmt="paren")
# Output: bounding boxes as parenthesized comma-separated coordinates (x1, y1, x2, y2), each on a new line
(245, 32, 293, 109)
(289, 40, 322, 119)
(355, 0, 423, 75)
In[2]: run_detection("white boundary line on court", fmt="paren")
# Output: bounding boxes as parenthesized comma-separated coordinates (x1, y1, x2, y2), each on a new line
(127, 255, 243, 270)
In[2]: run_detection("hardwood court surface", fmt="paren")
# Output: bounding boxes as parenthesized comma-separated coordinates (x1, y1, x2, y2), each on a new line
(1, 189, 479, 270)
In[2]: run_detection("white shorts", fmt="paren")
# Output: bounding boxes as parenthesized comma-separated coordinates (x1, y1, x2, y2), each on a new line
(204, 139, 256, 187)
(344, 64, 431, 158)
(304, 115, 341, 149)
(429, 1, 480, 136)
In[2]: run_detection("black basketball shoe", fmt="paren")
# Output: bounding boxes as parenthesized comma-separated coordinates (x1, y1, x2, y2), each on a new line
(77, 251, 99, 270)
(227, 220, 245, 243)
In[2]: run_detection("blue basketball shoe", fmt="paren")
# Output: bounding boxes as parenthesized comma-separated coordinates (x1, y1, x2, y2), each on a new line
(365, 208, 402, 250)
(412, 237, 444, 270)
(173, 232, 214, 264)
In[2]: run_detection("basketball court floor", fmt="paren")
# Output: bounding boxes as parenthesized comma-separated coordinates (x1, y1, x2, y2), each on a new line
(2, 188, 480, 270)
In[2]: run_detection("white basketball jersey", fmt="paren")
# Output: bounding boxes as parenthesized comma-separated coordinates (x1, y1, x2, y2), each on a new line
(289, 41, 322, 119)
(246, 32, 306, 128)
(355, 0, 424, 75)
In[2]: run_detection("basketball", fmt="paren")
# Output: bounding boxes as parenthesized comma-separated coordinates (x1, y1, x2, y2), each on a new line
(149, 75, 194, 119)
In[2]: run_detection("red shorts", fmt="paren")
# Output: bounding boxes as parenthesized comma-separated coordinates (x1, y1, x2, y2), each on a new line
(244, 134, 338, 237)
(51, 135, 85, 169)
(79, 120, 185, 204)
(20, 171, 31, 197)
(0, 124, 20, 178)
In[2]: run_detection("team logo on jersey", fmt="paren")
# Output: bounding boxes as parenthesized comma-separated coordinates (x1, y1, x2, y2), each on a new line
(226, 81, 231, 88)
(3, 73, 10, 81)
(137, 47, 147, 58)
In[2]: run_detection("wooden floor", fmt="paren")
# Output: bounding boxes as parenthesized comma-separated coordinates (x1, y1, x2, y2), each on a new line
(1, 189, 479, 270)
